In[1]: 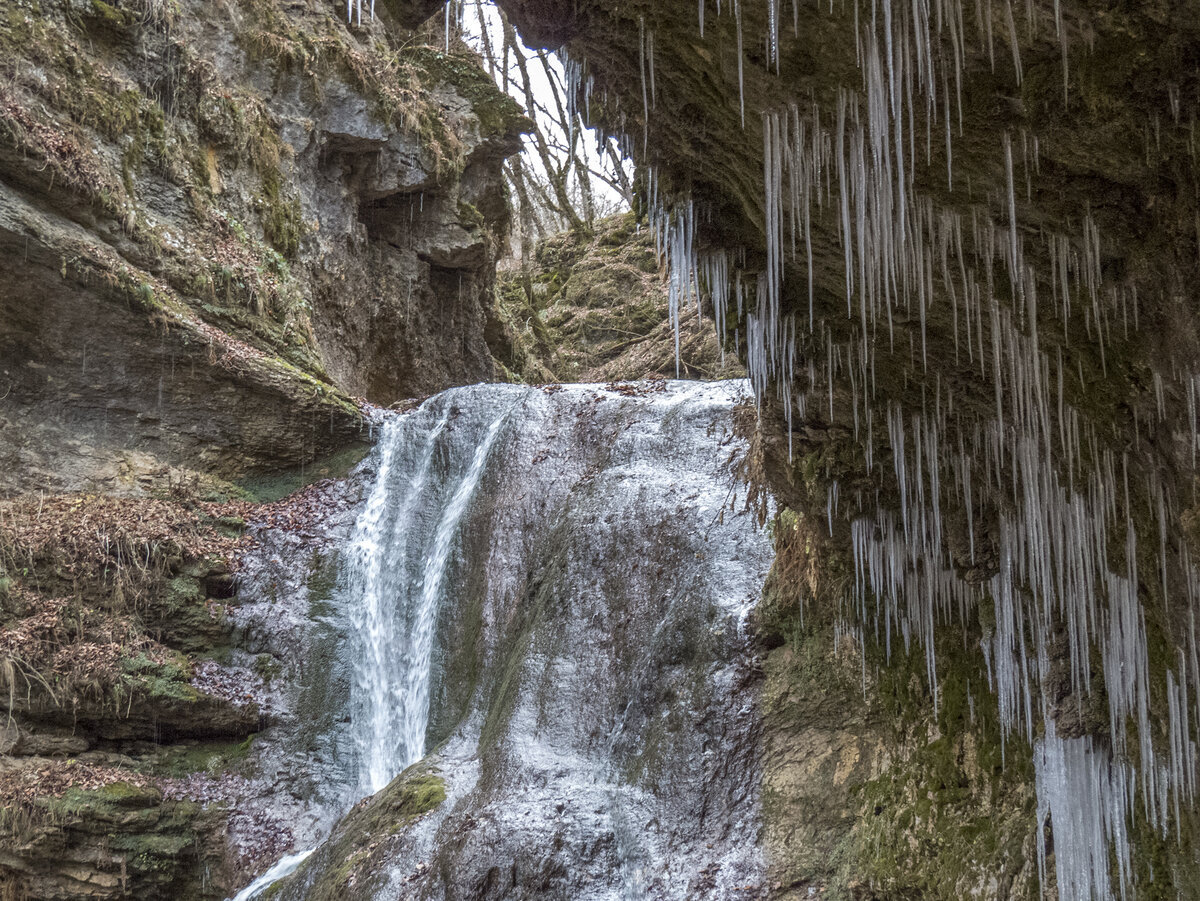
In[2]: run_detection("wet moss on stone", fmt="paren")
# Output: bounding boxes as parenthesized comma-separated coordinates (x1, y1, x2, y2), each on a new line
(146, 733, 258, 778)
(237, 441, 371, 504)
(271, 769, 447, 901)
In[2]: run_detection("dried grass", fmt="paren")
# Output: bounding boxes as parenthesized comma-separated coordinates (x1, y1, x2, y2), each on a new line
(0, 492, 249, 716)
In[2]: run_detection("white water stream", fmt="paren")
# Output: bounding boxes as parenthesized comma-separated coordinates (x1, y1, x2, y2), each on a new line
(346, 401, 513, 793)
(233, 393, 514, 899)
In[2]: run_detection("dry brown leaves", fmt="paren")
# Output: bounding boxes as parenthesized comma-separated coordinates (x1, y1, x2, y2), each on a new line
(0, 91, 91, 183)
(604, 377, 670, 398)
(188, 317, 277, 374)
(246, 478, 354, 543)
(0, 493, 248, 700)
(0, 758, 155, 809)
(0, 598, 174, 697)
(0, 493, 249, 576)
(0, 482, 353, 805)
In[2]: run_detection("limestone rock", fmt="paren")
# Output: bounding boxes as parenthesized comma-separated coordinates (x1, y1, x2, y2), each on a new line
(0, 0, 527, 495)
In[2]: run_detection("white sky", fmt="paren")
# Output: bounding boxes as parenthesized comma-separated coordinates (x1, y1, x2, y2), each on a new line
(457, 0, 631, 217)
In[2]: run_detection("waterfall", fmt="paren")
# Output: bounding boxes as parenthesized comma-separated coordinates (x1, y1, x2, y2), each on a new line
(232, 389, 517, 900)
(346, 396, 514, 792)
(239, 379, 772, 900)
(345, 408, 450, 793)
(228, 851, 314, 901)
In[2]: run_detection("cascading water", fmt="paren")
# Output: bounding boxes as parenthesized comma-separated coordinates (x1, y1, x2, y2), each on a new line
(253, 379, 773, 900)
(233, 392, 517, 900)
(347, 399, 514, 792)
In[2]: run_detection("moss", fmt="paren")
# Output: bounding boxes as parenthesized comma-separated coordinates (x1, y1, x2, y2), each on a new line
(476, 529, 572, 755)
(167, 575, 203, 607)
(136, 571, 232, 657)
(456, 200, 486, 231)
(148, 734, 258, 778)
(254, 653, 282, 683)
(761, 596, 1040, 899)
(0, 0, 334, 378)
(194, 84, 286, 177)
(477, 621, 530, 754)
(759, 625, 866, 896)
(496, 212, 737, 382)
(275, 770, 447, 900)
(854, 641, 1038, 899)
(213, 515, 246, 537)
(404, 46, 530, 140)
(236, 441, 371, 503)
(41, 781, 163, 822)
(427, 551, 487, 747)
(119, 652, 199, 705)
(13, 778, 220, 896)
(83, 0, 136, 34)
(756, 434, 1039, 898)
(258, 169, 305, 259)
(388, 774, 447, 822)
(110, 831, 194, 858)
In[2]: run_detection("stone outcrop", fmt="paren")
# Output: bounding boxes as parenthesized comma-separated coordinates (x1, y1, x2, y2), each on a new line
(497, 212, 743, 383)
(0, 491, 260, 899)
(0, 0, 527, 496)
(0, 778, 229, 901)
(268, 381, 772, 901)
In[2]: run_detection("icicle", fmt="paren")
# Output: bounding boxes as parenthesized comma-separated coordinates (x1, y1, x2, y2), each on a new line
(1035, 724, 1132, 901)
(648, 28, 657, 109)
(1004, 132, 1020, 294)
(768, 0, 781, 73)
(1004, 0, 1023, 84)
(736, 0, 745, 128)
(639, 16, 650, 150)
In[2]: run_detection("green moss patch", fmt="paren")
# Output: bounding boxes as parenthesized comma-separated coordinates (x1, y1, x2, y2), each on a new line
(236, 441, 371, 503)
(273, 769, 447, 901)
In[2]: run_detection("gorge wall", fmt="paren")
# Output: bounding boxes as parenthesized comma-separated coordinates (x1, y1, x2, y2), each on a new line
(487, 0, 1200, 898)
(0, 0, 527, 496)
(6, 0, 1200, 898)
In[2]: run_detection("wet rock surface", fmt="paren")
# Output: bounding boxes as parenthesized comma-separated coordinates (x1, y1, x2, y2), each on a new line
(254, 381, 774, 901)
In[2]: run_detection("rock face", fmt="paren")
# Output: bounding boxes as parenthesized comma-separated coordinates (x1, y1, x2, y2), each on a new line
(289, 48, 527, 402)
(0, 492, 262, 900)
(487, 1, 1200, 898)
(12, 0, 1200, 896)
(0, 779, 229, 901)
(0, 0, 527, 495)
(497, 213, 744, 383)
(265, 382, 773, 900)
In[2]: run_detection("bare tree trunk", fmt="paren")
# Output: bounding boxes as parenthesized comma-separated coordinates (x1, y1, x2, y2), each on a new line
(503, 19, 586, 233)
